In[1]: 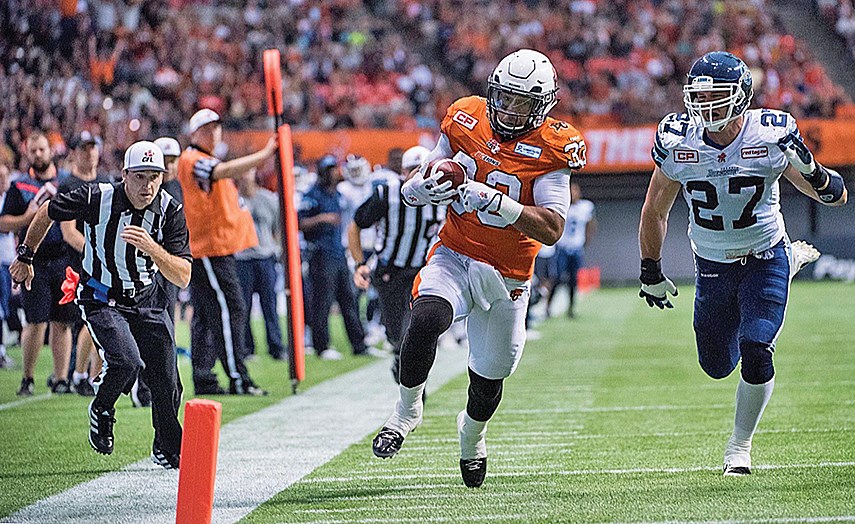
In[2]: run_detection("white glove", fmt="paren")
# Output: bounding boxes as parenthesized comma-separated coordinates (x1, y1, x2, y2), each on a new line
(401, 170, 457, 206)
(458, 181, 524, 223)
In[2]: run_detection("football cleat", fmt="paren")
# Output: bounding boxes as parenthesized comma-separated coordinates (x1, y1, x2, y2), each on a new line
(372, 427, 405, 459)
(460, 458, 488, 488)
(790, 240, 821, 278)
(17, 377, 34, 396)
(88, 400, 116, 455)
(151, 443, 180, 470)
(723, 437, 752, 477)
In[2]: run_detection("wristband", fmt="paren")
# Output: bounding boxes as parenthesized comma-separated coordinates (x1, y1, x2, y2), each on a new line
(640, 258, 664, 285)
(816, 167, 846, 203)
(497, 195, 524, 224)
(16, 244, 35, 265)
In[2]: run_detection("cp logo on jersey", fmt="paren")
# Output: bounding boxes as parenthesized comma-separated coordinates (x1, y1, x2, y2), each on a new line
(452, 110, 478, 130)
(674, 149, 699, 163)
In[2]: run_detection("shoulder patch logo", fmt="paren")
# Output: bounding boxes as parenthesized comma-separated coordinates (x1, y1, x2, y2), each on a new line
(741, 146, 768, 159)
(452, 110, 478, 130)
(514, 142, 542, 159)
(674, 149, 699, 163)
(486, 139, 501, 154)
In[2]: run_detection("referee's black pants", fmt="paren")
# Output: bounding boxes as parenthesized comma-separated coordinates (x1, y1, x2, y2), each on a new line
(374, 265, 420, 383)
(190, 256, 254, 393)
(81, 299, 182, 455)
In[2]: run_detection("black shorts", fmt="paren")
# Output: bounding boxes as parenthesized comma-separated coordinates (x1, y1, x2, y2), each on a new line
(22, 257, 79, 324)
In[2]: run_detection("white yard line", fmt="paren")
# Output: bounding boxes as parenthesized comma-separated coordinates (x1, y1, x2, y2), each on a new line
(615, 517, 855, 524)
(301, 461, 855, 484)
(0, 393, 51, 411)
(5, 348, 468, 524)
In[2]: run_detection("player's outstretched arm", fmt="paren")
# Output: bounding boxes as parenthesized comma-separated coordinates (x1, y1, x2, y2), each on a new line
(638, 166, 681, 309)
(778, 132, 847, 207)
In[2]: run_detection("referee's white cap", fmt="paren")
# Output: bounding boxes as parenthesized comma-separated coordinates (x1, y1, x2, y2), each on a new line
(154, 137, 181, 157)
(402, 145, 431, 170)
(188, 108, 221, 134)
(123, 141, 167, 173)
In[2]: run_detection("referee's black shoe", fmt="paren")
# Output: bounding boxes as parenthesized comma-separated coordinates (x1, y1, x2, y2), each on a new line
(460, 458, 487, 488)
(88, 399, 115, 455)
(151, 442, 180, 470)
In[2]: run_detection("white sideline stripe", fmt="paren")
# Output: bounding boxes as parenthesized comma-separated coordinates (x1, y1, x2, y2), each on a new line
(617, 517, 855, 524)
(7, 348, 468, 524)
(0, 393, 51, 411)
(302, 461, 855, 483)
(402, 426, 854, 444)
(299, 514, 529, 524)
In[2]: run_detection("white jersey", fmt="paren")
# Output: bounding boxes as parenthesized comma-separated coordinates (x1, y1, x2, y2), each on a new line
(557, 198, 595, 251)
(337, 179, 374, 250)
(654, 109, 794, 262)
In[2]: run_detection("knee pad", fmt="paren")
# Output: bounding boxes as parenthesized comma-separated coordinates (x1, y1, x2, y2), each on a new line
(399, 296, 453, 387)
(466, 368, 504, 422)
(740, 340, 775, 384)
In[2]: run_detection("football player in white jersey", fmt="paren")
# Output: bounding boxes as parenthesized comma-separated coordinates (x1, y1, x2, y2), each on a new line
(639, 51, 847, 476)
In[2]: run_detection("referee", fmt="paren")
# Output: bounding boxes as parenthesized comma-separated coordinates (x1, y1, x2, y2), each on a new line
(10, 141, 191, 469)
(349, 145, 446, 382)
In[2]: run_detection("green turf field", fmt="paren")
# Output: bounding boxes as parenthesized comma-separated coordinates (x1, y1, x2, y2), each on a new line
(1, 282, 853, 522)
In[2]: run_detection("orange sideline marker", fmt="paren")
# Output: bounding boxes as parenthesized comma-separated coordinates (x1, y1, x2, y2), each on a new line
(175, 399, 222, 524)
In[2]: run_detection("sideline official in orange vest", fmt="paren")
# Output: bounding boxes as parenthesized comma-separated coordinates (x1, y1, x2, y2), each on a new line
(178, 108, 278, 396)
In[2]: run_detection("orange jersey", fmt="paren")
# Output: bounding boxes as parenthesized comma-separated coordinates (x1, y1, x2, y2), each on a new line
(438, 96, 586, 280)
(178, 146, 258, 258)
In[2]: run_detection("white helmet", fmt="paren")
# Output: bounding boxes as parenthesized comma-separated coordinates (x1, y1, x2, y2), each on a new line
(401, 145, 430, 171)
(344, 154, 371, 185)
(487, 49, 559, 140)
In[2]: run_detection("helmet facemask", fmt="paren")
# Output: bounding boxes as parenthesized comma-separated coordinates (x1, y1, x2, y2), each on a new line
(487, 81, 557, 140)
(683, 75, 751, 132)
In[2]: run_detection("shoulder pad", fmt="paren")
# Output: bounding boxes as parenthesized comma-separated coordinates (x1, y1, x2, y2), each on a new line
(655, 112, 691, 150)
(542, 119, 586, 170)
(752, 108, 797, 144)
(442, 96, 486, 134)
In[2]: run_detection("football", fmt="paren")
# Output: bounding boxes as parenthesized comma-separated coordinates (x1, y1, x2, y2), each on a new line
(425, 158, 467, 191)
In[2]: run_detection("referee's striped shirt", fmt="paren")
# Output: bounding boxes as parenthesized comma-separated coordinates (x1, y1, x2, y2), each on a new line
(47, 182, 191, 302)
(353, 175, 446, 269)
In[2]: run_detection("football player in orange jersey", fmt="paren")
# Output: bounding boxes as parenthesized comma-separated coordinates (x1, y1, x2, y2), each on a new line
(372, 49, 587, 487)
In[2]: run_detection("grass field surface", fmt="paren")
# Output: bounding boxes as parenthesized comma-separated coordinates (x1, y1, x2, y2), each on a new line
(1, 282, 853, 523)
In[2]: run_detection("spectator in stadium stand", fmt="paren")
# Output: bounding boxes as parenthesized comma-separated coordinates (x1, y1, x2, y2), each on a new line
(9, 141, 190, 468)
(0, 162, 15, 369)
(549, 182, 597, 319)
(57, 131, 112, 397)
(350, 145, 447, 382)
(0, 132, 76, 395)
(298, 155, 369, 361)
(235, 168, 287, 361)
(177, 109, 276, 396)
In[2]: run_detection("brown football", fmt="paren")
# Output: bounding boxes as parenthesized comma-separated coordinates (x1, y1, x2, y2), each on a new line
(425, 158, 467, 190)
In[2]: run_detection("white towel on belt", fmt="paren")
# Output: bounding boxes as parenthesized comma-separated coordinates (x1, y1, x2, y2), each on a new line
(468, 260, 510, 310)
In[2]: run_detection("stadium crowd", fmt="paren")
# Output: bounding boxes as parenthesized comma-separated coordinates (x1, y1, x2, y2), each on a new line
(1, 0, 852, 177)
(817, 0, 855, 59)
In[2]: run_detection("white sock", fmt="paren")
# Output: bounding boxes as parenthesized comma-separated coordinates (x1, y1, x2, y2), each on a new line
(731, 376, 775, 447)
(0, 344, 6, 358)
(458, 410, 488, 460)
(385, 383, 425, 435)
(72, 371, 88, 385)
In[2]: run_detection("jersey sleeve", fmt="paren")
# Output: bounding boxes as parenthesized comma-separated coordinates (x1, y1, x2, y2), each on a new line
(652, 112, 690, 180)
(542, 120, 587, 172)
(532, 169, 571, 219)
(1, 184, 25, 217)
(162, 203, 192, 262)
(47, 184, 98, 223)
(353, 182, 389, 228)
(755, 109, 797, 173)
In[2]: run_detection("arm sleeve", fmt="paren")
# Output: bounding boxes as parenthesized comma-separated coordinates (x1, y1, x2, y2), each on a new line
(47, 185, 96, 222)
(161, 204, 192, 261)
(1, 185, 25, 216)
(353, 183, 389, 228)
(533, 169, 572, 219)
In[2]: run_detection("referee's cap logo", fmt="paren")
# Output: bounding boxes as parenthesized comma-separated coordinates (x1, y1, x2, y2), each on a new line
(123, 141, 167, 173)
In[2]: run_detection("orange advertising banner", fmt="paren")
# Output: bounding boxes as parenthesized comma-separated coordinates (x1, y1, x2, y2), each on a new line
(226, 118, 855, 174)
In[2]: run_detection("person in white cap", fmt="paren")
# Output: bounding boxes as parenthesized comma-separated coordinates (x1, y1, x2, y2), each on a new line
(10, 140, 192, 469)
(154, 136, 183, 204)
(178, 108, 277, 396)
(348, 145, 446, 381)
